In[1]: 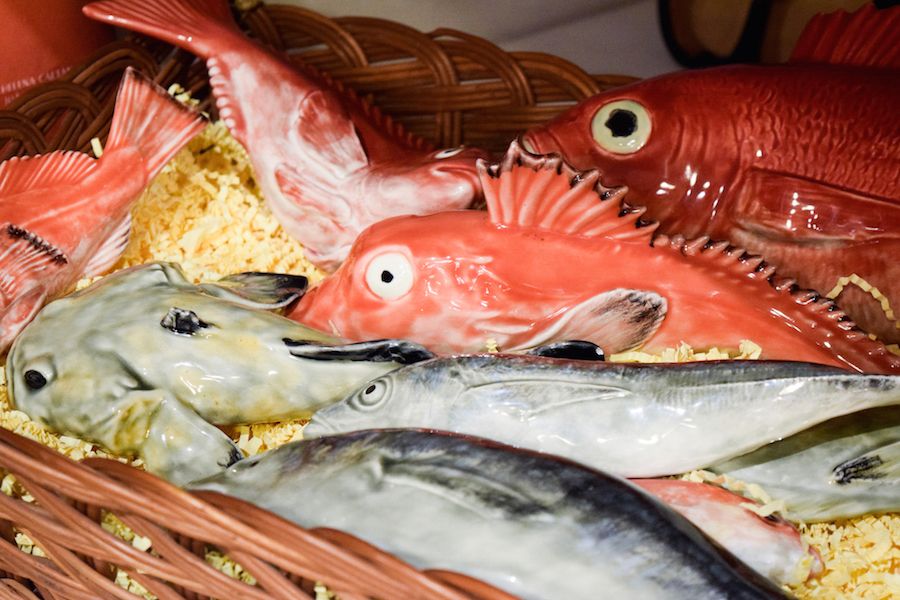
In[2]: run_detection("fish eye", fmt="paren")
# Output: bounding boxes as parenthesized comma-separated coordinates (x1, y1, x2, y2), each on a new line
(354, 379, 390, 410)
(434, 146, 464, 159)
(591, 99, 651, 154)
(365, 252, 414, 301)
(23, 369, 48, 390)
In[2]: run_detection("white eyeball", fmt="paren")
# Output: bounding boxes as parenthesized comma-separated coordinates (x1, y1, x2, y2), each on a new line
(353, 379, 390, 411)
(434, 146, 464, 159)
(591, 99, 651, 154)
(365, 252, 414, 300)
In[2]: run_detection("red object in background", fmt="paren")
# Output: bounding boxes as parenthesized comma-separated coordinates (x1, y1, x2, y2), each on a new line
(0, 0, 114, 107)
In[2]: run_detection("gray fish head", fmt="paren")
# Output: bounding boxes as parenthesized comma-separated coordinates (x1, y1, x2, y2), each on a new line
(7, 311, 143, 446)
(305, 357, 466, 439)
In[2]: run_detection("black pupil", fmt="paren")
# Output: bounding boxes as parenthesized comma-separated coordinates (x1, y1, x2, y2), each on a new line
(605, 109, 637, 137)
(24, 370, 47, 390)
(365, 384, 377, 394)
(380, 270, 394, 284)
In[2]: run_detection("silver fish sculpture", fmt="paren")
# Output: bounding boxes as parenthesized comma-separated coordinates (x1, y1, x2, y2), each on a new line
(190, 429, 788, 599)
(306, 355, 900, 478)
(6, 262, 431, 484)
(712, 406, 900, 521)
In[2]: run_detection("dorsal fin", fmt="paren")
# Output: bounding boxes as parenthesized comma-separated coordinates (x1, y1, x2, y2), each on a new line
(790, 4, 900, 69)
(652, 233, 900, 374)
(480, 140, 654, 242)
(0, 152, 97, 197)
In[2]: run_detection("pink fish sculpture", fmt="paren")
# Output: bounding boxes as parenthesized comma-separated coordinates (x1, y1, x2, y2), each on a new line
(634, 479, 822, 586)
(289, 142, 900, 374)
(83, 0, 488, 270)
(522, 5, 900, 343)
(0, 68, 205, 352)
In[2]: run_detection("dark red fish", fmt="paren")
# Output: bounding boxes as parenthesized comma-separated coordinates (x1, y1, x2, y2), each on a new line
(84, 0, 488, 270)
(523, 5, 900, 343)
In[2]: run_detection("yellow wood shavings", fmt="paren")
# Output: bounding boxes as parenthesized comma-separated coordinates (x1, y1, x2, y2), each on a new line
(610, 339, 763, 363)
(0, 122, 894, 598)
(827, 274, 899, 334)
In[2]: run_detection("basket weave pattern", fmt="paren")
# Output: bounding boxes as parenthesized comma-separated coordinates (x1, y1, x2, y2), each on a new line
(0, 4, 632, 598)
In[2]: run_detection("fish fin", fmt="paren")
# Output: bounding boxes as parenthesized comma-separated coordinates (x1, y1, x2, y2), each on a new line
(652, 233, 900, 373)
(481, 140, 654, 242)
(832, 440, 900, 485)
(527, 340, 605, 361)
(514, 289, 667, 354)
(0, 285, 47, 351)
(295, 90, 369, 173)
(284, 339, 434, 364)
(789, 4, 900, 69)
(104, 68, 206, 179)
(137, 392, 243, 486)
(732, 169, 900, 242)
(468, 380, 631, 419)
(83, 0, 238, 59)
(0, 152, 97, 196)
(200, 272, 308, 310)
(82, 214, 131, 277)
(274, 163, 353, 229)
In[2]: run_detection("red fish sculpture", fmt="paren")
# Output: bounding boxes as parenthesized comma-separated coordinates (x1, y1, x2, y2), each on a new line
(83, 0, 488, 271)
(289, 142, 900, 374)
(633, 479, 822, 585)
(523, 5, 900, 344)
(0, 68, 205, 352)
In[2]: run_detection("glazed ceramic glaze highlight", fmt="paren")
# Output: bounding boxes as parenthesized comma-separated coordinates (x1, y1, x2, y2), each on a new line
(6, 262, 432, 484)
(191, 429, 789, 599)
(84, 0, 488, 270)
(524, 5, 900, 342)
(291, 142, 900, 374)
(0, 68, 205, 353)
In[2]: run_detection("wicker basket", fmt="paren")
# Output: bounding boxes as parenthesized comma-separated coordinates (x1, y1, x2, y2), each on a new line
(0, 4, 634, 598)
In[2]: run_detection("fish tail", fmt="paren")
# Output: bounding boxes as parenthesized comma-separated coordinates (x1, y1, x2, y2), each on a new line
(83, 0, 239, 58)
(103, 68, 206, 178)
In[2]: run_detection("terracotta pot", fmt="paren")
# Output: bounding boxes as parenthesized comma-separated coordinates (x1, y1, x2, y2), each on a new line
(0, 0, 114, 106)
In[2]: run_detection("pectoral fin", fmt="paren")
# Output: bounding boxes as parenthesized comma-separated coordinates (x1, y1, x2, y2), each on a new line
(201, 272, 308, 310)
(139, 394, 242, 486)
(516, 289, 666, 354)
(284, 338, 434, 365)
(832, 440, 900, 485)
(0, 286, 48, 352)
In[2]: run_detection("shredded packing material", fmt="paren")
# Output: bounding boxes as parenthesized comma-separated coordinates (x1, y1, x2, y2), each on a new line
(0, 122, 895, 598)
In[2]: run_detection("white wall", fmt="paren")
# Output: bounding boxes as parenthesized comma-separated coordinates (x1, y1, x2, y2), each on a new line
(285, 0, 681, 77)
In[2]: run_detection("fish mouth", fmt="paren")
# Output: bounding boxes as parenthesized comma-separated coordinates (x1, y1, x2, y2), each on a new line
(303, 415, 334, 439)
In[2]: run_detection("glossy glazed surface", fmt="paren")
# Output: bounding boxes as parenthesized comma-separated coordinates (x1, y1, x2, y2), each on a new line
(524, 5, 900, 342)
(6, 262, 430, 485)
(635, 479, 821, 585)
(713, 406, 900, 522)
(291, 143, 900, 374)
(84, 0, 488, 270)
(307, 355, 900, 477)
(192, 429, 788, 599)
(0, 69, 205, 353)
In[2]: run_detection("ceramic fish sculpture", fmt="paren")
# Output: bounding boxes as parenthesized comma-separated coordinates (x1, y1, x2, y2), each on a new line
(6, 262, 432, 485)
(522, 4, 900, 343)
(306, 355, 900, 477)
(633, 479, 822, 585)
(83, 0, 488, 271)
(0, 67, 205, 353)
(191, 429, 789, 599)
(290, 142, 900, 373)
(712, 406, 900, 522)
